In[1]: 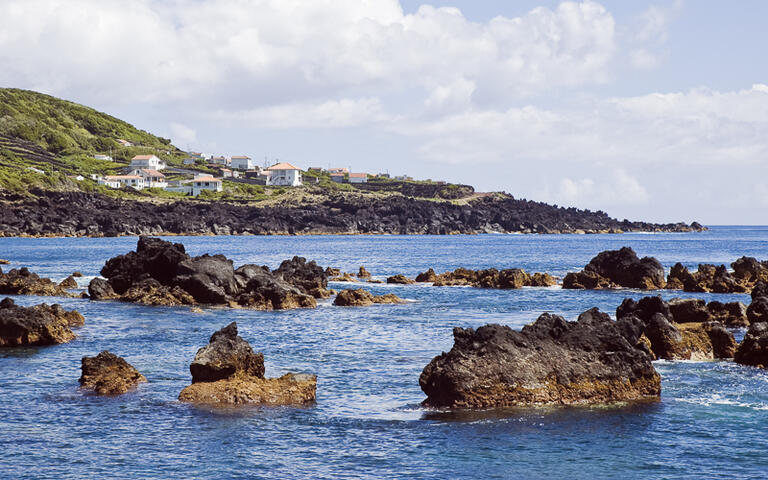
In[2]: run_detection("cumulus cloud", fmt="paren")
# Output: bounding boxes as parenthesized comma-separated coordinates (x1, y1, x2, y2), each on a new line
(169, 122, 197, 146)
(0, 0, 619, 107)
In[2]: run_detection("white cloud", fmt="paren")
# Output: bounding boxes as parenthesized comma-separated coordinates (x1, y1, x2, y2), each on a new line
(0, 0, 619, 107)
(218, 98, 391, 129)
(556, 170, 649, 208)
(169, 122, 197, 146)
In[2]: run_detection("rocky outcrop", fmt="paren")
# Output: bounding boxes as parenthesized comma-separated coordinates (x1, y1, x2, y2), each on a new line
(0, 297, 84, 346)
(414, 267, 556, 289)
(333, 289, 405, 306)
(707, 301, 749, 327)
(563, 247, 665, 290)
(386, 274, 415, 285)
(88, 237, 328, 309)
(178, 322, 316, 406)
(665, 256, 768, 294)
(79, 351, 147, 395)
(0, 188, 704, 237)
(616, 296, 736, 360)
(0, 266, 74, 297)
(357, 266, 371, 279)
(734, 323, 768, 368)
(665, 263, 746, 293)
(747, 281, 768, 324)
(419, 308, 661, 408)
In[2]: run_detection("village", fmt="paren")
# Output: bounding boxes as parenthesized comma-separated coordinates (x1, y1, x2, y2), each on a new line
(89, 143, 418, 197)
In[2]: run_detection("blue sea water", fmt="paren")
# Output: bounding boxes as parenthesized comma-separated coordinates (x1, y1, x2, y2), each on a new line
(1, 226, 767, 479)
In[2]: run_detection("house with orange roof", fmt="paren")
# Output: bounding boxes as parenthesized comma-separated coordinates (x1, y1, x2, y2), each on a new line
(130, 154, 166, 170)
(191, 174, 223, 196)
(129, 168, 168, 188)
(348, 173, 368, 184)
(266, 162, 303, 186)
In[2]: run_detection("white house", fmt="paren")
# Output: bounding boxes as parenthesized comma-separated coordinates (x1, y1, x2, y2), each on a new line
(130, 155, 166, 170)
(266, 162, 302, 186)
(330, 173, 344, 183)
(348, 173, 368, 184)
(192, 175, 223, 196)
(92, 154, 113, 161)
(210, 156, 229, 165)
(101, 175, 145, 190)
(230, 155, 254, 170)
(183, 158, 197, 165)
(328, 167, 349, 175)
(116, 139, 133, 147)
(129, 168, 168, 188)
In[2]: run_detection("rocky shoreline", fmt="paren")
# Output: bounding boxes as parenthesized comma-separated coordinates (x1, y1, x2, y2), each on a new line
(0, 189, 704, 237)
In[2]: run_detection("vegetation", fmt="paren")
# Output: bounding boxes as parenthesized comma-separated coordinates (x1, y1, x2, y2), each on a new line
(0, 88, 476, 205)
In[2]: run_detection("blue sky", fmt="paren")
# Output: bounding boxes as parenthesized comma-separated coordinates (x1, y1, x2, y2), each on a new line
(1, 0, 767, 224)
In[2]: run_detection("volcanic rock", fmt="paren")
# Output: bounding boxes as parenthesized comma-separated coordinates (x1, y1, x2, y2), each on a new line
(616, 296, 736, 360)
(79, 350, 147, 395)
(667, 298, 712, 323)
(735, 322, 768, 368)
(707, 301, 748, 327)
(189, 322, 264, 383)
(416, 267, 555, 289)
(357, 266, 371, 279)
(419, 308, 661, 408)
(333, 288, 405, 306)
(0, 297, 84, 346)
(0, 266, 74, 297)
(747, 281, 768, 324)
(59, 275, 78, 289)
(89, 237, 324, 310)
(386, 274, 415, 285)
(563, 247, 665, 290)
(666, 262, 749, 293)
(179, 322, 316, 406)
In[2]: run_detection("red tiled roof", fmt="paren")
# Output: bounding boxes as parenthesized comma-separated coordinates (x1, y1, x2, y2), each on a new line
(349, 173, 367, 178)
(267, 162, 301, 171)
(131, 155, 157, 160)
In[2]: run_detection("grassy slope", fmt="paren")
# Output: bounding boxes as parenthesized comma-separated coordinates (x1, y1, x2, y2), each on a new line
(0, 88, 472, 205)
(0, 88, 187, 197)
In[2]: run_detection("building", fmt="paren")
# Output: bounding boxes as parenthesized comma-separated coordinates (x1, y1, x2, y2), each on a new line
(330, 173, 344, 183)
(215, 167, 236, 178)
(92, 154, 113, 161)
(210, 156, 229, 165)
(192, 175, 223, 196)
(182, 158, 197, 165)
(266, 162, 302, 186)
(307, 167, 323, 173)
(129, 168, 168, 188)
(101, 175, 145, 190)
(116, 139, 133, 147)
(187, 152, 205, 160)
(130, 154, 166, 170)
(328, 167, 349, 175)
(230, 155, 254, 170)
(348, 173, 368, 184)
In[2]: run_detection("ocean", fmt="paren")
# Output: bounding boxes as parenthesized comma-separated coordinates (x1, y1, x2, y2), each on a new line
(1, 226, 767, 479)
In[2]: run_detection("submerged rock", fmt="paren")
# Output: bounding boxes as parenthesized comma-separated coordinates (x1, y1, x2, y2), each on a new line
(89, 237, 328, 310)
(79, 351, 146, 395)
(563, 247, 665, 290)
(333, 288, 405, 306)
(178, 322, 316, 406)
(0, 297, 84, 347)
(0, 266, 74, 297)
(419, 308, 661, 408)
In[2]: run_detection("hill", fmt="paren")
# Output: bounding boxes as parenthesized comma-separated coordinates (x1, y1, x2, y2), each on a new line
(0, 88, 703, 236)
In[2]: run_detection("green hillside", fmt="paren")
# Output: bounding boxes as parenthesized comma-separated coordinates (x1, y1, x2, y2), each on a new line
(0, 88, 185, 194)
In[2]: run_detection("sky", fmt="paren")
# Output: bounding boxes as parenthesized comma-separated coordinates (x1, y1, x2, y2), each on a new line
(1, 0, 767, 225)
